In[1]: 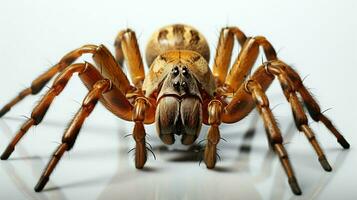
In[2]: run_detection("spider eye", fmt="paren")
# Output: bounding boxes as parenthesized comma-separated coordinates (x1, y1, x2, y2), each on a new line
(181, 81, 188, 91)
(182, 67, 189, 76)
(173, 81, 180, 91)
(172, 67, 179, 76)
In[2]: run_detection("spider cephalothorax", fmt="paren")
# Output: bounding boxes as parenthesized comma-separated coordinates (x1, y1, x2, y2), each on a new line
(0, 24, 350, 195)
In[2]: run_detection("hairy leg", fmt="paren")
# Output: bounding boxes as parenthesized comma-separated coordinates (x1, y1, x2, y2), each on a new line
(34, 79, 111, 192)
(246, 80, 302, 195)
(203, 100, 222, 168)
(223, 60, 349, 149)
(267, 62, 333, 171)
(115, 29, 156, 167)
(283, 65, 350, 149)
(1, 62, 92, 160)
(0, 44, 132, 117)
(222, 60, 349, 194)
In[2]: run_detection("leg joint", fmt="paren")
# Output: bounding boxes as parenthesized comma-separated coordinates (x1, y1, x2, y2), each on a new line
(208, 100, 222, 125)
(274, 144, 288, 159)
(246, 81, 270, 108)
(132, 97, 148, 122)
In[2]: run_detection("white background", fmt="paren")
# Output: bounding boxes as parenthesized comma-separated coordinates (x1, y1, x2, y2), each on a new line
(0, 0, 356, 199)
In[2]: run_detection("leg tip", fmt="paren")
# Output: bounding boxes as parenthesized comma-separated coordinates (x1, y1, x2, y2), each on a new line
(134, 156, 147, 169)
(206, 164, 215, 169)
(1, 146, 14, 160)
(204, 158, 216, 169)
(319, 156, 332, 172)
(34, 176, 49, 192)
(288, 177, 302, 195)
(134, 151, 147, 169)
(338, 137, 350, 149)
(0, 107, 10, 118)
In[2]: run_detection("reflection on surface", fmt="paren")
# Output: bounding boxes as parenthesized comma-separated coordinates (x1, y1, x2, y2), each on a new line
(0, 112, 350, 200)
(0, 120, 67, 200)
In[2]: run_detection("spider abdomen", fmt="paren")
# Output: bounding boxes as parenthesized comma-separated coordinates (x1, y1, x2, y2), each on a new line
(145, 24, 210, 66)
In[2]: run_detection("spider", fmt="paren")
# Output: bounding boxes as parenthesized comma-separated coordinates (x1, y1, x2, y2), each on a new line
(0, 24, 350, 195)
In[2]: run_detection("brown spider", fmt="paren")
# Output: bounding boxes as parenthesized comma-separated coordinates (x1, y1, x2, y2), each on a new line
(0, 24, 350, 195)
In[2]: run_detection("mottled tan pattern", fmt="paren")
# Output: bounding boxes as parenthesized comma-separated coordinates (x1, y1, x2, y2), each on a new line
(145, 24, 210, 66)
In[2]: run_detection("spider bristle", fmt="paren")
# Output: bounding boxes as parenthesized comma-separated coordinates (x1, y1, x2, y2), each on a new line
(198, 158, 204, 166)
(63, 111, 79, 134)
(51, 141, 61, 145)
(304, 87, 321, 105)
(197, 139, 208, 145)
(322, 107, 333, 114)
(273, 115, 281, 129)
(127, 147, 136, 154)
(145, 142, 153, 150)
(72, 99, 82, 106)
(123, 133, 133, 138)
(146, 147, 156, 160)
(145, 134, 152, 140)
(301, 74, 310, 83)
(276, 46, 285, 56)
(271, 103, 284, 111)
(220, 137, 228, 143)
(20, 115, 31, 120)
(216, 152, 222, 161)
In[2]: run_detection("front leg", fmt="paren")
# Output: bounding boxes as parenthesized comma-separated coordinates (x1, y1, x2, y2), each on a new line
(132, 97, 149, 168)
(204, 100, 223, 168)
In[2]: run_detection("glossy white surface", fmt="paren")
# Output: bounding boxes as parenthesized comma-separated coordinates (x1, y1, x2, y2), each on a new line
(0, 0, 356, 199)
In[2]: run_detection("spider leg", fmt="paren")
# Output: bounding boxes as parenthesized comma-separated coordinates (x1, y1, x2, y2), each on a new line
(266, 61, 333, 171)
(114, 29, 145, 88)
(34, 79, 111, 192)
(224, 36, 277, 92)
(222, 61, 349, 194)
(1, 62, 92, 160)
(0, 45, 99, 117)
(114, 29, 152, 167)
(246, 80, 302, 195)
(0, 44, 133, 117)
(223, 66, 275, 123)
(212, 27, 277, 92)
(203, 100, 222, 168)
(284, 66, 350, 149)
(84, 76, 150, 169)
(212, 27, 247, 86)
(131, 97, 150, 168)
